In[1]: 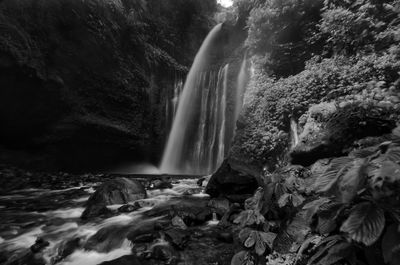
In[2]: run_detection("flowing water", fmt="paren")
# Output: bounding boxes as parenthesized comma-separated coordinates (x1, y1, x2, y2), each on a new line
(0, 178, 210, 265)
(161, 23, 249, 175)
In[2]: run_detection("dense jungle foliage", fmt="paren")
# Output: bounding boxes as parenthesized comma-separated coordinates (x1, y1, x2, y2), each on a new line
(227, 0, 400, 264)
(231, 0, 400, 170)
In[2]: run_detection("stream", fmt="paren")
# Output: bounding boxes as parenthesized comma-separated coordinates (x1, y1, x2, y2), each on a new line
(0, 177, 237, 265)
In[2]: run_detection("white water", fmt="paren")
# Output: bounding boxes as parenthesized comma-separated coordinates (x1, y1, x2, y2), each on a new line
(160, 24, 224, 175)
(235, 55, 249, 122)
(291, 118, 299, 147)
(0, 178, 205, 265)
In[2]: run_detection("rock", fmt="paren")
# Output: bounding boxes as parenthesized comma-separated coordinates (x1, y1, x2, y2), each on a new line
(127, 217, 170, 243)
(290, 102, 398, 166)
(164, 228, 190, 249)
(30, 238, 49, 253)
(150, 244, 179, 263)
(54, 237, 82, 263)
(216, 232, 233, 243)
(171, 216, 188, 229)
(197, 177, 206, 187)
(144, 197, 212, 225)
(207, 198, 230, 217)
(118, 203, 141, 213)
(205, 160, 259, 203)
(148, 176, 173, 190)
(182, 188, 203, 195)
(81, 178, 146, 219)
(99, 255, 143, 265)
(84, 225, 131, 253)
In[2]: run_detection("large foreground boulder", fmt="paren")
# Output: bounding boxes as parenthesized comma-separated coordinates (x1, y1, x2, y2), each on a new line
(205, 160, 259, 203)
(81, 178, 146, 219)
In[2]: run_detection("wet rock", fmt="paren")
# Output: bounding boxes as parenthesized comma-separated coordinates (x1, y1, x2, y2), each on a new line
(197, 177, 207, 187)
(54, 237, 82, 263)
(118, 203, 141, 213)
(182, 188, 203, 195)
(127, 217, 170, 243)
(150, 244, 179, 264)
(99, 255, 143, 265)
(171, 216, 187, 229)
(30, 238, 49, 253)
(85, 225, 131, 253)
(216, 232, 234, 243)
(164, 228, 190, 249)
(145, 197, 212, 225)
(81, 178, 146, 219)
(205, 160, 259, 203)
(148, 176, 173, 190)
(208, 198, 230, 217)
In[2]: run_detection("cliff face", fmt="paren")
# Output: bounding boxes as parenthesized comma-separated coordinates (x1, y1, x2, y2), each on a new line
(0, 0, 216, 172)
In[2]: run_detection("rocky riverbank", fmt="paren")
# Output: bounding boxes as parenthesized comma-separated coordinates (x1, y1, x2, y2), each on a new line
(0, 168, 247, 265)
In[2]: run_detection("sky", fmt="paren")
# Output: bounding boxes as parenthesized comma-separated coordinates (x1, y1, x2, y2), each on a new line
(218, 0, 233, 7)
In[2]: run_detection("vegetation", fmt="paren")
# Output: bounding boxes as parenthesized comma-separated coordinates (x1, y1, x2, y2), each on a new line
(229, 0, 400, 264)
(231, 0, 400, 170)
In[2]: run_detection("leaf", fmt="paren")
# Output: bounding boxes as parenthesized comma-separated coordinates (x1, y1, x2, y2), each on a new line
(231, 251, 254, 265)
(244, 231, 256, 248)
(313, 157, 354, 193)
(316, 202, 344, 234)
(316, 242, 354, 265)
(254, 232, 267, 256)
(384, 144, 400, 164)
(382, 224, 400, 264)
(239, 228, 252, 244)
(307, 236, 345, 265)
(337, 158, 368, 203)
(259, 231, 277, 249)
(278, 193, 291, 208)
(371, 161, 400, 187)
(291, 193, 305, 207)
(303, 197, 331, 222)
(340, 202, 385, 246)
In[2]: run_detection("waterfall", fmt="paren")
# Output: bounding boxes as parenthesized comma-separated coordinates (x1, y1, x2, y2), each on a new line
(216, 64, 229, 168)
(160, 24, 224, 175)
(291, 118, 299, 147)
(166, 78, 183, 130)
(234, 55, 249, 122)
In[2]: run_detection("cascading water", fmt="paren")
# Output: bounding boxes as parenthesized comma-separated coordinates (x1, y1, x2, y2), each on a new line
(234, 55, 249, 122)
(160, 24, 226, 175)
(290, 118, 299, 147)
(161, 23, 249, 175)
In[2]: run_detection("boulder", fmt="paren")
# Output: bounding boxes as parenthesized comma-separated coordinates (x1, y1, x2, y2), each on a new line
(118, 203, 141, 213)
(144, 197, 212, 225)
(148, 176, 173, 190)
(81, 178, 146, 219)
(290, 102, 398, 166)
(99, 255, 143, 265)
(205, 160, 259, 203)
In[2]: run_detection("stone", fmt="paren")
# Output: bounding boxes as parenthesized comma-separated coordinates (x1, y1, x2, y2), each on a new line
(164, 228, 190, 249)
(171, 216, 188, 229)
(99, 255, 143, 265)
(144, 197, 212, 225)
(30, 238, 49, 253)
(81, 178, 146, 219)
(118, 203, 140, 213)
(148, 176, 173, 190)
(290, 102, 397, 166)
(54, 237, 82, 263)
(205, 160, 259, 203)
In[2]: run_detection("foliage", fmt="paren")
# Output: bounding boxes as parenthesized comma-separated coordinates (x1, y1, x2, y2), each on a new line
(303, 140, 400, 264)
